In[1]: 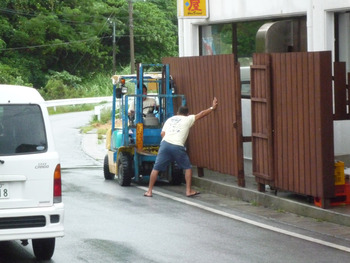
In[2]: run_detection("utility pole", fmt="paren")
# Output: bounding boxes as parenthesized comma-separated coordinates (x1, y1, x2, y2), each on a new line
(129, 0, 135, 74)
(108, 18, 117, 74)
(112, 20, 116, 74)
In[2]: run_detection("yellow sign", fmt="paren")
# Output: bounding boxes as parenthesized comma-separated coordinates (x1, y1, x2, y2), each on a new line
(183, 0, 207, 18)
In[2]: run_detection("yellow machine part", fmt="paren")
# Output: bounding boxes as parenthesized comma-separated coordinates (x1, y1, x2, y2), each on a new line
(107, 150, 116, 174)
(136, 146, 159, 155)
(105, 128, 112, 149)
(136, 123, 144, 150)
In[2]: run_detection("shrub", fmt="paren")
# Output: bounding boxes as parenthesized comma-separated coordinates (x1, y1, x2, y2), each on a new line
(41, 71, 83, 100)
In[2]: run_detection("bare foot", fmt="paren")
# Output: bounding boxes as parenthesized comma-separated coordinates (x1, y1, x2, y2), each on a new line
(186, 190, 200, 197)
(144, 191, 152, 197)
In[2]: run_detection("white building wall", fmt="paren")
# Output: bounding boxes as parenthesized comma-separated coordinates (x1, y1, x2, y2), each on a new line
(208, 0, 308, 22)
(178, 0, 350, 56)
(339, 14, 350, 73)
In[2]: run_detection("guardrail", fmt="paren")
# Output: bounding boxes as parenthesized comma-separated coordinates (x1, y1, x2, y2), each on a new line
(46, 96, 113, 108)
(46, 96, 121, 121)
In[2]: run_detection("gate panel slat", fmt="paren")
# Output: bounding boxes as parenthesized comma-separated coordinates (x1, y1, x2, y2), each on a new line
(308, 52, 318, 196)
(301, 52, 311, 194)
(251, 54, 274, 182)
(333, 62, 347, 120)
(290, 53, 299, 191)
(223, 56, 232, 172)
(206, 55, 216, 170)
(313, 53, 322, 196)
(274, 53, 281, 187)
(280, 53, 289, 190)
(285, 53, 294, 190)
(319, 52, 334, 197)
(196, 56, 208, 166)
(212, 55, 223, 170)
(296, 53, 305, 192)
(211, 56, 221, 172)
(189, 58, 198, 164)
(217, 55, 227, 172)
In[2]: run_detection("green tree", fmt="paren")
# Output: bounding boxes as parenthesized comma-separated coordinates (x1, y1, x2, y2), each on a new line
(0, 0, 178, 90)
(237, 21, 265, 57)
(133, 1, 178, 63)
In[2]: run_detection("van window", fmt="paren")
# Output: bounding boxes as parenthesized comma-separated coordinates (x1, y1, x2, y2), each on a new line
(0, 105, 47, 155)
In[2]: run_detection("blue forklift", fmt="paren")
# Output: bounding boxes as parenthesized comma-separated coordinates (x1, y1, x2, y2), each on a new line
(104, 63, 186, 186)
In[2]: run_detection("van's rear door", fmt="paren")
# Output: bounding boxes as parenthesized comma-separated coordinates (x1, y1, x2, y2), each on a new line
(0, 104, 57, 209)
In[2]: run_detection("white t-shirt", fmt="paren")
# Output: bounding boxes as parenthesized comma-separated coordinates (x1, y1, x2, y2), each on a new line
(162, 115, 196, 146)
(129, 97, 156, 115)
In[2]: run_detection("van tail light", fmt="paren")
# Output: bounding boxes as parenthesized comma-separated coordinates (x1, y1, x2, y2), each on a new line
(53, 164, 62, 203)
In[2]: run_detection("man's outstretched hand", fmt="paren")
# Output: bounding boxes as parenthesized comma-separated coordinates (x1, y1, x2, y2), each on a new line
(212, 97, 218, 110)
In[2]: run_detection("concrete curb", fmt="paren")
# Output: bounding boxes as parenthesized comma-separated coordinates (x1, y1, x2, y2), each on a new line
(81, 132, 105, 163)
(192, 176, 350, 227)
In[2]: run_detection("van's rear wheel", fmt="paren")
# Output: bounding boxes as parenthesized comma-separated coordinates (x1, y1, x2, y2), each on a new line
(32, 238, 55, 260)
(117, 152, 132, 186)
(104, 154, 115, 180)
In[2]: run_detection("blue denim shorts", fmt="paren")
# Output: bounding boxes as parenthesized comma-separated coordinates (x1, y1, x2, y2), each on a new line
(153, 140, 191, 171)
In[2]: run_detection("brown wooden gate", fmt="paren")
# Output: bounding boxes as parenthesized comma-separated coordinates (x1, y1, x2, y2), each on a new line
(163, 55, 245, 186)
(334, 62, 350, 120)
(252, 52, 335, 202)
(250, 54, 274, 191)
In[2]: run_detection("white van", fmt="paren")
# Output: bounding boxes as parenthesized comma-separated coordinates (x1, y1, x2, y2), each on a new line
(0, 85, 64, 260)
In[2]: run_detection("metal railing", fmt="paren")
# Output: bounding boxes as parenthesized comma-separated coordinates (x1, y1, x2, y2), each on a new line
(45, 96, 113, 108)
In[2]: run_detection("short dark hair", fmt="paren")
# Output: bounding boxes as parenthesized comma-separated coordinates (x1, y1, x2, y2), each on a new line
(177, 106, 189, 115)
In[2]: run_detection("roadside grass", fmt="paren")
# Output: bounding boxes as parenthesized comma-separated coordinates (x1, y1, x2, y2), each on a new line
(80, 107, 113, 143)
(48, 104, 97, 115)
(97, 128, 109, 141)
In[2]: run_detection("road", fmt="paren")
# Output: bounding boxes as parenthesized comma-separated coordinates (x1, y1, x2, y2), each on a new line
(1, 111, 350, 263)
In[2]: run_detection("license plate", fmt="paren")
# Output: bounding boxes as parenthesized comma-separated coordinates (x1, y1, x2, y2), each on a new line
(0, 183, 9, 199)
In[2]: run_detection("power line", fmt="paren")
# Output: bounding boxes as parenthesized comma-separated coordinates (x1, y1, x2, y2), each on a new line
(0, 34, 151, 52)
(0, 7, 94, 25)
(0, 6, 178, 25)
(0, 37, 106, 51)
(0, 7, 38, 17)
(70, 10, 115, 72)
(0, 7, 123, 25)
(0, 7, 132, 24)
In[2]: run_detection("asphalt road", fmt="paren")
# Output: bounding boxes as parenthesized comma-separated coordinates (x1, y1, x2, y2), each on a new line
(1, 111, 350, 263)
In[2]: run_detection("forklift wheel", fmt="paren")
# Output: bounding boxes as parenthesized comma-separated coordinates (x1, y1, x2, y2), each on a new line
(103, 155, 115, 180)
(170, 164, 184, 185)
(117, 152, 132, 186)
